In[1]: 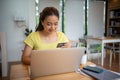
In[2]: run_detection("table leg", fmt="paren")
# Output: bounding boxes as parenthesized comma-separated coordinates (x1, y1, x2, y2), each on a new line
(86, 43, 90, 60)
(101, 42, 104, 66)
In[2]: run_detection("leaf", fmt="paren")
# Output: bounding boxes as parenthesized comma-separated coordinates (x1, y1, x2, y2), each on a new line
(24, 28, 32, 36)
(25, 28, 29, 32)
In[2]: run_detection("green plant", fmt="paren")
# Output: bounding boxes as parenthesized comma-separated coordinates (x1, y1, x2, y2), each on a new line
(90, 44, 102, 53)
(24, 28, 32, 36)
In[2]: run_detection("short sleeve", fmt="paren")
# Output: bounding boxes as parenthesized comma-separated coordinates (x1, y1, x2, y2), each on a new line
(57, 32, 69, 42)
(24, 33, 34, 48)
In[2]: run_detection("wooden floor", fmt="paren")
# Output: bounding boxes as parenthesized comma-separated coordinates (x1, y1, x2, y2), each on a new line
(0, 52, 120, 80)
(90, 52, 120, 73)
(0, 63, 1, 80)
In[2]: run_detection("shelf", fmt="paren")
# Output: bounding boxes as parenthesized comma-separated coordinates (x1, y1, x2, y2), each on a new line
(107, 0, 120, 37)
(110, 34, 120, 36)
(109, 7, 120, 10)
(110, 26, 120, 28)
(110, 17, 120, 20)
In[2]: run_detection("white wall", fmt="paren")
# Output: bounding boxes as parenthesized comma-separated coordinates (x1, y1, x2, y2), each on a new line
(28, 0, 36, 31)
(0, 0, 36, 62)
(88, 1, 105, 37)
(0, 0, 1, 61)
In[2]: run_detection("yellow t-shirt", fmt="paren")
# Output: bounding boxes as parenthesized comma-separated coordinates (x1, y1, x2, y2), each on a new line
(24, 31, 69, 50)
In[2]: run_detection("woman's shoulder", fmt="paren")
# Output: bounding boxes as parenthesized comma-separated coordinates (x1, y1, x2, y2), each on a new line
(27, 31, 39, 38)
(57, 31, 67, 38)
(57, 31, 64, 35)
(29, 31, 38, 36)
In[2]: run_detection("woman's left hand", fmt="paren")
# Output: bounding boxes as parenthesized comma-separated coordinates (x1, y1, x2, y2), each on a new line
(61, 42, 71, 48)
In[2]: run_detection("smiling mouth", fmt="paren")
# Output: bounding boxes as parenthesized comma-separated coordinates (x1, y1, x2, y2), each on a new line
(49, 29, 55, 32)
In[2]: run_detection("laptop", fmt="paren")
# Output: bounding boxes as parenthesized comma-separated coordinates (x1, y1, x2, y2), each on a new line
(30, 47, 85, 78)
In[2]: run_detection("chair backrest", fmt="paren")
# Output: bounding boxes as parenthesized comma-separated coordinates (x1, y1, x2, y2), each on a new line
(79, 38, 87, 47)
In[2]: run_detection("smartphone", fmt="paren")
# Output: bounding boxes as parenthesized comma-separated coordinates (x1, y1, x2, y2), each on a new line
(57, 43, 66, 48)
(83, 66, 103, 73)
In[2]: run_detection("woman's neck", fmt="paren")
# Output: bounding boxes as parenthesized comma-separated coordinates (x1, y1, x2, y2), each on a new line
(41, 31, 56, 37)
(39, 31, 57, 43)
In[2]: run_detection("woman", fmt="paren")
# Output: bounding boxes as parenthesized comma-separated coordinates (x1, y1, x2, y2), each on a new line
(22, 7, 71, 65)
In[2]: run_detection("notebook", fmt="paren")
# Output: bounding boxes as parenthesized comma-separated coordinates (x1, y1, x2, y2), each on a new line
(30, 47, 85, 78)
(81, 66, 120, 80)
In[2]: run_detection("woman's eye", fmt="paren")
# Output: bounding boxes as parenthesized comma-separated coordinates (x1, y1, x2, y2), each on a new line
(47, 23, 51, 26)
(54, 23, 58, 26)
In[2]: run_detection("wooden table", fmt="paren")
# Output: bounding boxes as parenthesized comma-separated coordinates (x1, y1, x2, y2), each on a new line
(10, 64, 30, 80)
(10, 62, 95, 80)
(87, 37, 120, 66)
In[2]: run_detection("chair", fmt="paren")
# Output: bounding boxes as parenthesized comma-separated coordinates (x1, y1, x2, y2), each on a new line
(108, 43, 120, 67)
(69, 40, 79, 48)
(79, 38, 87, 47)
(79, 37, 101, 64)
(79, 35, 94, 48)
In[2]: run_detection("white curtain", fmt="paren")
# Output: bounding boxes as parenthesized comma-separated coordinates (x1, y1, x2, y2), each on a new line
(88, 1, 105, 37)
(65, 0, 85, 40)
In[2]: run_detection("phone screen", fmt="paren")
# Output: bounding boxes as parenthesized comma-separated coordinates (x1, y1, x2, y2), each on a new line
(57, 43, 66, 48)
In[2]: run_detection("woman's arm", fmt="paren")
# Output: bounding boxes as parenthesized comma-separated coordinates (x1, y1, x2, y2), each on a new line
(21, 44, 32, 65)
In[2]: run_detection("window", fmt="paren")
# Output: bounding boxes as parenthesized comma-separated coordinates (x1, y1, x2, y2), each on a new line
(35, 0, 106, 40)
(35, 0, 39, 29)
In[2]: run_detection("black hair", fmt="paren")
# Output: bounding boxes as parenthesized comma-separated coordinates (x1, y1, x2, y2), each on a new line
(36, 7, 59, 31)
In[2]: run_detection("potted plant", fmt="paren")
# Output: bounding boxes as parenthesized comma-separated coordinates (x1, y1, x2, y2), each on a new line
(24, 28, 32, 36)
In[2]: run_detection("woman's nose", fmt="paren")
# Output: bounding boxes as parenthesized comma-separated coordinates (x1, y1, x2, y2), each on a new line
(51, 25, 55, 29)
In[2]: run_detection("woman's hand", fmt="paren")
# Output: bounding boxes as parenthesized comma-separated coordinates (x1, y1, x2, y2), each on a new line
(61, 42, 71, 48)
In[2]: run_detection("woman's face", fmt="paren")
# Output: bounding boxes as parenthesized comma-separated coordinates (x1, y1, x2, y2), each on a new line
(42, 15, 58, 34)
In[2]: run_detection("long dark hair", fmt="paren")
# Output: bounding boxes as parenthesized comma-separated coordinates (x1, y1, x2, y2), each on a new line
(36, 7, 59, 31)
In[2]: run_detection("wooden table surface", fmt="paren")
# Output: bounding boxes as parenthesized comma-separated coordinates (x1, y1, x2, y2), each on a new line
(10, 62, 95, 80)
(32, 72, 94, 80)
